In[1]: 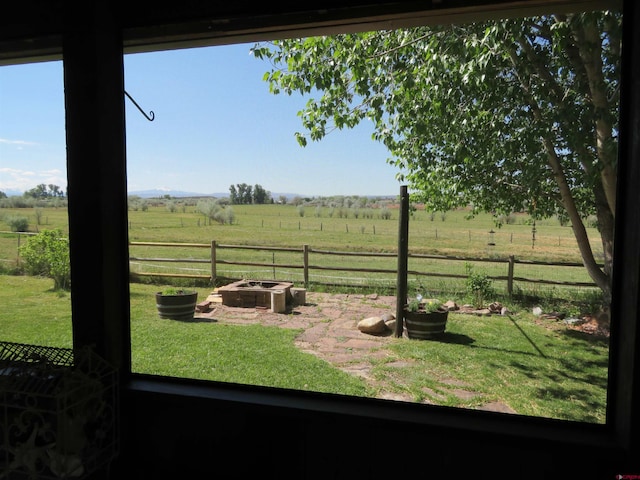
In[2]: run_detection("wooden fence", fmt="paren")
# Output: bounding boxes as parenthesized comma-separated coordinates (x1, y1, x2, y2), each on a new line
(128, 240, 598, 293)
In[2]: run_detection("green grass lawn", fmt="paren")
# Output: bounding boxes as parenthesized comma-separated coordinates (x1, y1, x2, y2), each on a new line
(376, 311, 609, 422)
(0, 275, 609, 424)
(129, 282, 371, 396)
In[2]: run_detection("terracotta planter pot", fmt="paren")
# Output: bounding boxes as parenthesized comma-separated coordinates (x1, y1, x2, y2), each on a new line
(403, 309, 448, 339)
(155, 291, 198, 320)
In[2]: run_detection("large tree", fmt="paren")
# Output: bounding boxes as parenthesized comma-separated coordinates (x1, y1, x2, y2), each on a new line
(252, 10, 621, 300)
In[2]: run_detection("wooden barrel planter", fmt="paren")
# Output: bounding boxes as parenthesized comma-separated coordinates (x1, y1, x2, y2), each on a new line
(404, 309, 448, 339)
(155, 290, 198, 320)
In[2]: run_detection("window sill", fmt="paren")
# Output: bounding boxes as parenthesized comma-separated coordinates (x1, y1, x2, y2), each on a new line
(125, 373, 616, 451)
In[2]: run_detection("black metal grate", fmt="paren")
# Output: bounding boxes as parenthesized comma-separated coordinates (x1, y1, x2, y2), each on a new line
(0, 341, 118, 479)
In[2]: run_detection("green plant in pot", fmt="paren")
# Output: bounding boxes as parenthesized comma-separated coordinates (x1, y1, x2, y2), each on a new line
(155, 288, 198, 321)
(404, 295, 449, 339)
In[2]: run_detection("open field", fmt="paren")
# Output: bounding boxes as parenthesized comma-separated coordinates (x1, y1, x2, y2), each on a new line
(0, 202, 603, 259)
(1, 203, 604, 300)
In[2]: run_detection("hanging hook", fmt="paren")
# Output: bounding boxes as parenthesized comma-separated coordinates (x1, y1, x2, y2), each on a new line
(124, 90, 155, 121)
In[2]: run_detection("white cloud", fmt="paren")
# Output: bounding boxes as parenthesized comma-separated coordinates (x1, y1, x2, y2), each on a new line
(0, 138, 37, 148)
(0, 167, 66, 193)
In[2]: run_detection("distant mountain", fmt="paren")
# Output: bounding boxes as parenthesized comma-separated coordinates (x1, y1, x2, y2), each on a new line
(1, 189, 24, 197)
(3, 188, 393, 201)
(128, 189, 222, 198)
(128, 189, 305, 200)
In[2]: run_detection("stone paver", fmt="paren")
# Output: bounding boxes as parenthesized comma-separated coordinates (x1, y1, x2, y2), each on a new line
(196, 291, 516, 413)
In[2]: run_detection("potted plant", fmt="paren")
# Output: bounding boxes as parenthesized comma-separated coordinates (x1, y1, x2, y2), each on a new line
(403, 295, 449, 339)
(155, 288, 198, 320)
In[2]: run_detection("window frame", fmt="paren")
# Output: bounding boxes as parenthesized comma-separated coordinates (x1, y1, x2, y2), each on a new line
(122, 0, 635, 452)
(2, 0, 636, 459)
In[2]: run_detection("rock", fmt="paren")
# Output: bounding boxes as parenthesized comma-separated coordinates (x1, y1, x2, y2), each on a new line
(443, 300, 458, 311)
(367, 293, 379, 300)
(532, 306, 543, 316)
(384, 318, 397, 331)
(563, 317, 585, 325)
(196, 301, 212, 313)
(357, 316, 388, 334)
(488, 302, 503, 313)
(380, 313, 396, 331)
(381, 313, 395, 322)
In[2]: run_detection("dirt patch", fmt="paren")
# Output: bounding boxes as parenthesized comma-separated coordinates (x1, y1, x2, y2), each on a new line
(532, 312, 611, 338)
(195, 291, 515, 413)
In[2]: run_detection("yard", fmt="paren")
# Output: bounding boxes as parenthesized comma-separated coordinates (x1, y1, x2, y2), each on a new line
(0, 275, 610, 424)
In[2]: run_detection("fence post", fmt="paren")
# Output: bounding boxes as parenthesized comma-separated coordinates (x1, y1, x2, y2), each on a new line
(395, 185, 409, 338)
(211, 240, 217, 286)
(303, 244, 309, 288)
(508, 255, 515, 295)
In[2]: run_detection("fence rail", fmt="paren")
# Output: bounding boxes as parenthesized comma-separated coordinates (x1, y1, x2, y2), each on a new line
(128, 240, 598, 293)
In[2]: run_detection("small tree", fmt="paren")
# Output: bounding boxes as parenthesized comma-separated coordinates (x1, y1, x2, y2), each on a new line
(225, 207, 235, 225)
(465, 263, 495, 309)
(379, 208, 392, 220)
(19, 229, 70, 290)
(5, 215, 29, 232)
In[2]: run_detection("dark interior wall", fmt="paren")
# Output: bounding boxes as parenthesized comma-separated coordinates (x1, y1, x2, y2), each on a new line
(1, 2, 638, 479)
(119, 386, 625, 479)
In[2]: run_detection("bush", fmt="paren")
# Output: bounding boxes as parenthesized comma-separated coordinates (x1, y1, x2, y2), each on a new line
(5, 215, 29, 232)
(19, 229, 70, 290)
(465, 263, 495, 309)
(379, 207, 392, 220)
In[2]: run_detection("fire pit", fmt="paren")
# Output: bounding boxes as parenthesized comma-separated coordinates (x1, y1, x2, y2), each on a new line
(217, 279, 294, 312)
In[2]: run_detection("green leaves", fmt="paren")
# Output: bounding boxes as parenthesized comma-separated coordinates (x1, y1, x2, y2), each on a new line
(251, 11, 621, 293)
(19, 229, 70, 290)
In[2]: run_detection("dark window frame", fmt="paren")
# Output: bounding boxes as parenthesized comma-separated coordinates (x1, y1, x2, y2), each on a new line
(2, 0, 637, 460)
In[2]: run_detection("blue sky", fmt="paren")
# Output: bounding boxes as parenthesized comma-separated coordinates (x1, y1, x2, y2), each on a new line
(0, 42, 403, 198)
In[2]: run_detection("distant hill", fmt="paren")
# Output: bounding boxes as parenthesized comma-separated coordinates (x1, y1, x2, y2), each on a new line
(3, 188, 394, 201)
(1, 189, 24, 197)
(128, 189, 221, 198)
(128, 189, 304, 201)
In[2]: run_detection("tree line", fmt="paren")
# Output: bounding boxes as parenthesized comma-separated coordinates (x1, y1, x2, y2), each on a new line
(228, 183, 273, 205)
(0, 184, 66, 201)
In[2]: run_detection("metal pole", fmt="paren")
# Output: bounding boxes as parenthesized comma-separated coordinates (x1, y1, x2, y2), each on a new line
(211, 240, 217, 285)
(508, 255, 515, 296)
(303, 244, 309, 289)
(395, 186, 409, 338)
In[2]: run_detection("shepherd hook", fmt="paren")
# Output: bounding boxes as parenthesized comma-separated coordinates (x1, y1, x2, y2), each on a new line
(124, 90, 155, 121)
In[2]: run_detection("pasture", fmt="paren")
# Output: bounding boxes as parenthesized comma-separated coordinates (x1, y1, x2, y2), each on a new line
(1, 201, 604, 302)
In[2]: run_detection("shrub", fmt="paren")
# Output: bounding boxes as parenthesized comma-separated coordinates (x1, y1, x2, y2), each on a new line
(19, 229, 70, 290)
(224, 207, 235, 225)
(379, 207, 392, 220)
(5, 215, 29, 232)
(465, 263, 495, 309)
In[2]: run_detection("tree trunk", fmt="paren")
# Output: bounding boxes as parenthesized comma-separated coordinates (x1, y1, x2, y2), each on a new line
(593, 181, 615, 301)
(506, 35, 612, 301)
(572, 16, 618, 216)
(543, 137, 611, 299)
